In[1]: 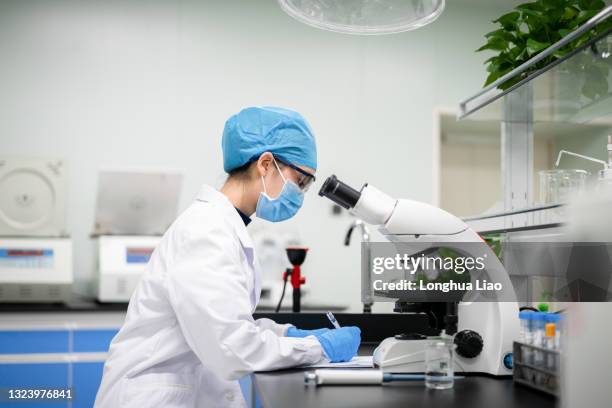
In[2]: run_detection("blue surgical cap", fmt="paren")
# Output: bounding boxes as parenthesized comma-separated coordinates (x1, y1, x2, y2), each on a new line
(222, 106, 317, 173)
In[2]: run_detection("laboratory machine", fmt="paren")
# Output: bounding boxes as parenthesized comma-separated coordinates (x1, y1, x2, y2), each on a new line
(252, 229, 304, 309)
(93, 169, 182, 302)
(319, 175, 520, 376)
(284, 247, 308, 313)
(0, 158, 73, 302)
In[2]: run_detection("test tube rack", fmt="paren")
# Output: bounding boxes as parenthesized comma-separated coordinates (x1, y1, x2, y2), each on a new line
(512, 341, 560, 397)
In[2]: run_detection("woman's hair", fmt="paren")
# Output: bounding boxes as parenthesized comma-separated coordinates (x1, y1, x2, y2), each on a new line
(227, 160, 254, 181)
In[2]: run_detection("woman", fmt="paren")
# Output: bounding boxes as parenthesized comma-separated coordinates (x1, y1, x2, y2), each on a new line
(94, 106, 361, 408)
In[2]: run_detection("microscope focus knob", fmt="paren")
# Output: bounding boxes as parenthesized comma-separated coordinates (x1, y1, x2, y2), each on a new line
(454, 330, 483, 358)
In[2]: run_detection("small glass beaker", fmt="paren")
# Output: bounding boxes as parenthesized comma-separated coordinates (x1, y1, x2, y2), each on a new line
(425, 340, 456, 390)
(539, 169, 588, 222)
(539, 169, 588, 204)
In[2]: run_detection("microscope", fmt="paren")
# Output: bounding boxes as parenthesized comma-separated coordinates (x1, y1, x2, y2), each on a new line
(319, 175, 519, 376)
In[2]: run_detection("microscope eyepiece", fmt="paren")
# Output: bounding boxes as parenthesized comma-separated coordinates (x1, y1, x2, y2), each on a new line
(318, 175, 361, 210)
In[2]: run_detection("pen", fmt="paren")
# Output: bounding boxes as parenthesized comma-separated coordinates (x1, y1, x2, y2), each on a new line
(326, 311, 341, 329)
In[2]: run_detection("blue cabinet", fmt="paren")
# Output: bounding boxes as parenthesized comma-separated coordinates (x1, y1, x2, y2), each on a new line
(0, 330, 69, 354)
(0, 363, 69, 407)
(0, 329, 117, 408)
(73, 330, 118, 353)
(72, 362, 105, 408)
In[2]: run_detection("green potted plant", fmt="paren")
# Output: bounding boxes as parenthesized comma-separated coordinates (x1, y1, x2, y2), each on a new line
(477, 0, 612, 99)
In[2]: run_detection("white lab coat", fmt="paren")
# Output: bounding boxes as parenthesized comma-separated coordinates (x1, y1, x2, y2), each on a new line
(94, 185, 324, 408)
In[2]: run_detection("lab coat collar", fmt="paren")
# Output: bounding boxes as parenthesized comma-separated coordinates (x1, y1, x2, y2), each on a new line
(195, 185, 254, 250)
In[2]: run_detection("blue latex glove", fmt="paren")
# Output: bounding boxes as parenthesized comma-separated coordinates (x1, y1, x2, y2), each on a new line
(286, 327, 330, 338)
(314, 326, 361, 363)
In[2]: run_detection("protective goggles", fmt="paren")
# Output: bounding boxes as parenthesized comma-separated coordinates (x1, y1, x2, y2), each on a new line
(275, 157, 316, 192)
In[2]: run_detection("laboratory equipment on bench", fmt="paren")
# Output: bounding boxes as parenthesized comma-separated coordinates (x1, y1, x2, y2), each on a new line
(253, 229, 311, 308)
(93, 169, 183, 302)
(544, 323, 557, 371)
(285, 247, 308, 312)
(278, 0, 445, 35)
(555, 136, 612, 187)
(538, 169, 588, 223)
(539, 170, 588, 204)
(96, 235, 160, 302)
(513, 312, 562, 397)
(319, 175, 520, 376)
(0, 158, 72, 302)
(425, 339, 456, 389)
(512, 339, 560, 396)
(304, 369, 464, 386)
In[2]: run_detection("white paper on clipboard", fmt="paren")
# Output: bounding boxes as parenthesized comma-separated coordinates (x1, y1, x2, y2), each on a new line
(305, 356, 373, 368)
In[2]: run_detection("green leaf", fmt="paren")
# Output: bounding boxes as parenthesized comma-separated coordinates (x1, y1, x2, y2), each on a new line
(485, 28, 510, 39)
(508, 46, 523, 59)
(570, 35, 590, 48)
(523, 13, 546, 32)
(485, 29, 517, 45)
(595, 20, 612, 34)
(476, 37, 508, 52)
(576, 9, 599, 24)
(476, 0, 611, 97)
(562, 6, 579, 20)
(548, 8, 566, 23)
(520, 8, 547, 19)
(486, 57, 513, 74)
(578, 0, 605, 10)
(494, 11, 520, 30)
(484, 54, 513, 65)
(486, 61, 498, 73)
(516, 2, 541, 11)
(542, 0, 564, 8)
(553, 48, 572, 58)
(497, 74, 524, 91)
(526, 38, 550, 55)
(483, 71, 502, 87)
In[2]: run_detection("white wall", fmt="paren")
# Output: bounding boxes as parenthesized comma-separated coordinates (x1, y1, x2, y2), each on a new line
(0, 0, 515, 311)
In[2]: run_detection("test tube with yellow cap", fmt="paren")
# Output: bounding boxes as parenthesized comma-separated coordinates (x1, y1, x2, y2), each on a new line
(544, 322, 557, 370)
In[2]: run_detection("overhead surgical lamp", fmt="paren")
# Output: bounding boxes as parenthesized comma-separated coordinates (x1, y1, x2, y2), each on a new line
(277, 0, 445, 35)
